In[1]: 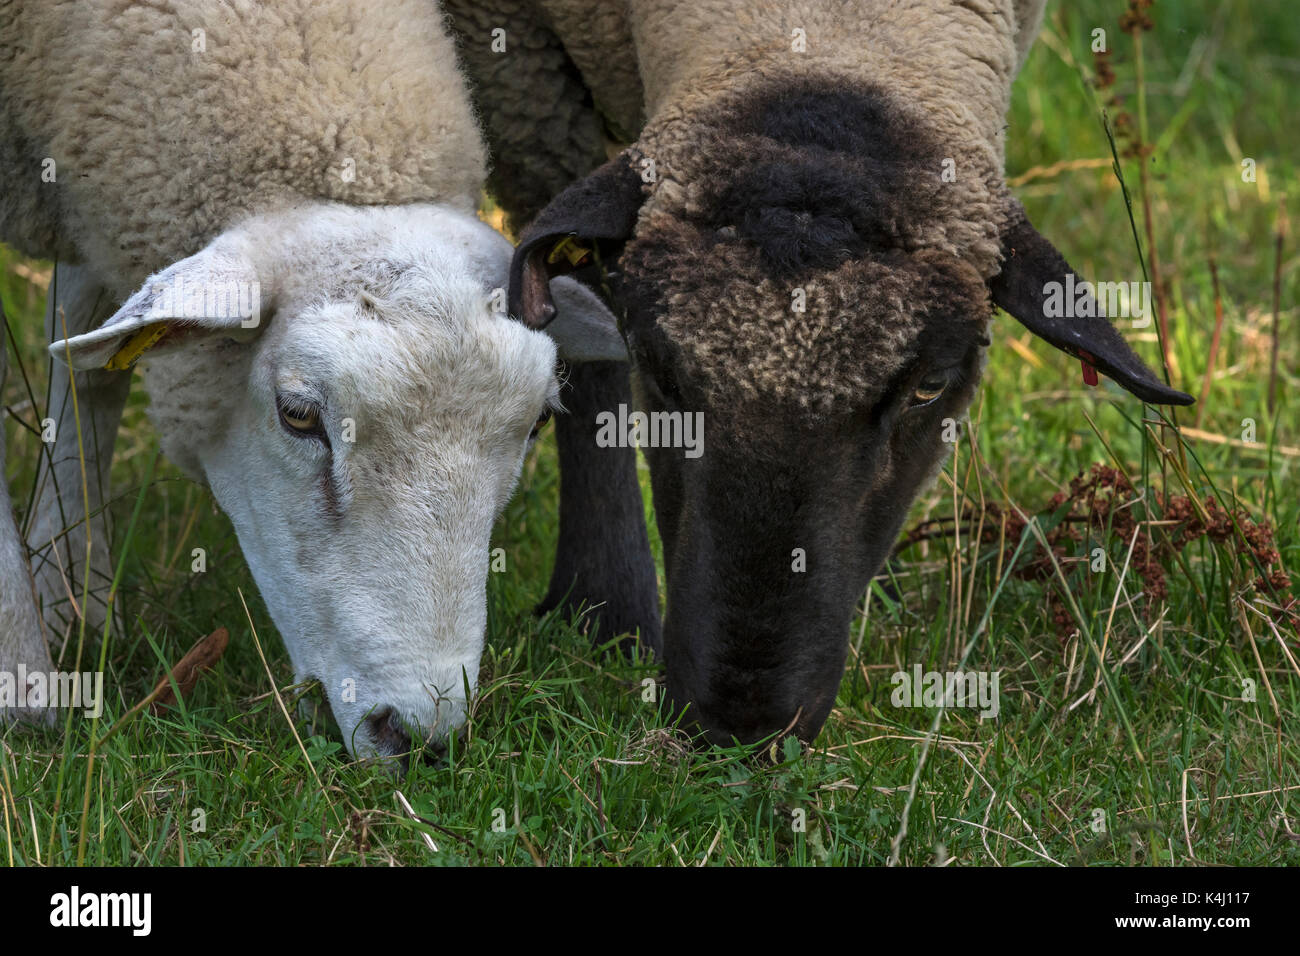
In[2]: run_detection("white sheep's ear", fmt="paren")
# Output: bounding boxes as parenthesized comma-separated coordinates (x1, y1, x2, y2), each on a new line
(52, 241, 273, 371)
(544, 276, 628, 363)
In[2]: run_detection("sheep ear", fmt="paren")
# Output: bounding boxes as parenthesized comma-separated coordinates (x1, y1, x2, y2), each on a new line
(52, 243, 271, 371)
(508, 152, 646, 330)
(991, 202, 1193, 406)
(545, 276, 629, 362)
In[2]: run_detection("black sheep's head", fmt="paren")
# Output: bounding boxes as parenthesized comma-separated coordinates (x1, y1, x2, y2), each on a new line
(509, 77, 1191, 749)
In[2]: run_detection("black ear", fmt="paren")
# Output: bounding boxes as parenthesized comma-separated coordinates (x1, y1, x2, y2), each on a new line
(508, 151, 646, 329)
(991, 201, 1194, 406)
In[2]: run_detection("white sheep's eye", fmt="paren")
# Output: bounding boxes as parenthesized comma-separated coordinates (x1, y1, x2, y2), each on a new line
(276, 397, 325, 437)
(283, 408, 319, 431)
(911, 371, 952, 407)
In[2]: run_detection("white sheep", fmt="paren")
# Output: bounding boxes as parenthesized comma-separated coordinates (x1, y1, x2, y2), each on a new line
(0, 0, 623, 758)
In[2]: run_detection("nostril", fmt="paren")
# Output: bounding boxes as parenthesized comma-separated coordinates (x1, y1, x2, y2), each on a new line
(366, 706, 411, 757)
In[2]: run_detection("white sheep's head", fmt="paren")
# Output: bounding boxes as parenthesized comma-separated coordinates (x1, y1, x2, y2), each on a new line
(52, 202, 626, 766)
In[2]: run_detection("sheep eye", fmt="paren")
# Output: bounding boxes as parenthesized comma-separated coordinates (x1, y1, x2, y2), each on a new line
(911, 371, 952, 407)
(277, 396, 324, 437)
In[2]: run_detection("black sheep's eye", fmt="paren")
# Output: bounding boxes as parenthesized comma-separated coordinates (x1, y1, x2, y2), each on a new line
(277, 395, 327, 440)
(911, 370, 953, 408)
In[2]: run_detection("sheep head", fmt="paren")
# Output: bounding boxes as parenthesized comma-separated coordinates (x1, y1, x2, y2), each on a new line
(51, 202, 617, 766)
(512, 79, 1191, 749)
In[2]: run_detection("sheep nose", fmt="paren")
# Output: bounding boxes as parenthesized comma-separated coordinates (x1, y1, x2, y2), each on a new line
(365, 706, 449, 767)
(693, 703, 794, 748)
(666, 680, 818, 751)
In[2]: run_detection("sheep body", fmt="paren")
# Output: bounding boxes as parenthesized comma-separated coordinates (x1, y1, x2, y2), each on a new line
(541, 0, 1043, 272)
(443, 0, 607, 229)
(0, 0, 485, 296)
(528, 0, 1044, 135)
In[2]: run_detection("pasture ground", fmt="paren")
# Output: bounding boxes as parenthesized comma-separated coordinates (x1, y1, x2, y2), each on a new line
(2, 0, 1297, 866)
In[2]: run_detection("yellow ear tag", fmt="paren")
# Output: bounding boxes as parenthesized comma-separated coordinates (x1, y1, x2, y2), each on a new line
(103, 325, 169, 371)
(546, 235, 592, 268)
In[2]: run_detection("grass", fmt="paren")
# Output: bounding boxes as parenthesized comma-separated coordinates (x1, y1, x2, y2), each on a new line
(2, 0, 1297, 866)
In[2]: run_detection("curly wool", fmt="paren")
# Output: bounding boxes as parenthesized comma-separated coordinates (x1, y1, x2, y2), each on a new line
(0, 0, 486, 299)
(460, 1, 1047, 412)
(611, 73, 995, 414)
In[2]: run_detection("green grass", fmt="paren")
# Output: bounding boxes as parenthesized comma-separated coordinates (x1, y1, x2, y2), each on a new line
(2, 0, 1297, 866)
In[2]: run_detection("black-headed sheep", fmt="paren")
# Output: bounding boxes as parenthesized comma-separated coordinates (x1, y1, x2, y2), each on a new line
(451, 0, 1193, 746)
